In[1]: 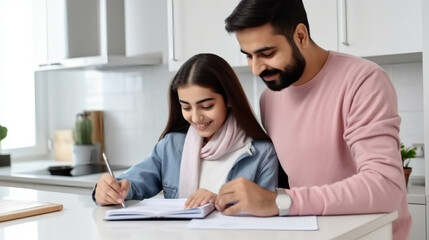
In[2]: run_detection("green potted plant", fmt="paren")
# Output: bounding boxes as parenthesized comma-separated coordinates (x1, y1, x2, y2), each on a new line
(400, 143, 416, 187)
(73, 112, 93, 145)
(72, 112, 99, 165)
(0, 125, 11, 167)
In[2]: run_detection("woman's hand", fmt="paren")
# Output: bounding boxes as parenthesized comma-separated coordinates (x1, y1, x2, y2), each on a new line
(94, 173, 130, 206)
(184, 188, 217, 209)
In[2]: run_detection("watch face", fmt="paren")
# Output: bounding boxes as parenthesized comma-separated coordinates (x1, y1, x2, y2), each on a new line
(276, 189, 291, 216)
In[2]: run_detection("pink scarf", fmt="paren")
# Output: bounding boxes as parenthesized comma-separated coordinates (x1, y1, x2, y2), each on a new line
(178, 114, 251, 198)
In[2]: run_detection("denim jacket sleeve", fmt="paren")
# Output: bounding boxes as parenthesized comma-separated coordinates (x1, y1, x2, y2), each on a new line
(116, 133, 183, 200)
(226, 140, 279, 191)
(251, 140, 279, 190)
(116, 146, 164, 200)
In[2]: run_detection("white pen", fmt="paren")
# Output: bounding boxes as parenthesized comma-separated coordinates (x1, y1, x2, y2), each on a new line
(102, 152, 126, 208)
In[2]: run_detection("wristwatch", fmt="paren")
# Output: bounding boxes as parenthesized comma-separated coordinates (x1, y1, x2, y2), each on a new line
(275, 188, 291, 216)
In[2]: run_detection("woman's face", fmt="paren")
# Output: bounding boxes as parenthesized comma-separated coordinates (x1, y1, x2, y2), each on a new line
(177, 84, 228, 142)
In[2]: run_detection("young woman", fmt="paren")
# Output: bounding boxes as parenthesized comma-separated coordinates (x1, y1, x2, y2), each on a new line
(93, 53, 278, 209)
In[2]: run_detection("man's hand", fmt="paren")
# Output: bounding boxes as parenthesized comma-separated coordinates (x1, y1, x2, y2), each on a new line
(94, 173, 130, 206)
(215, 177, 278, 216)
(184, 188, 217, 209)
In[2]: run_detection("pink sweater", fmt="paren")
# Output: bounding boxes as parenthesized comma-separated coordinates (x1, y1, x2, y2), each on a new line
(260, 51, 411, 240)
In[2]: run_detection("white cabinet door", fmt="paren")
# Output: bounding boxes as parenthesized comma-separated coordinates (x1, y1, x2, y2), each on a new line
(43, 0, 102, 65)
(168, 0, 423, 72)
(125, 0, 167, 59)
(167, 0, 244, 71)
(36, 0, 163, 70)
(304, 0, 422, 58)
(338, 0, 422, 57)
(408, 203, 426, 240)
(303, 0, 338, 51)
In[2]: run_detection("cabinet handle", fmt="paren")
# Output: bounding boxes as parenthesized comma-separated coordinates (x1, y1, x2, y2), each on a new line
(168, 0, 178, 61)
(340, 0, 349, 46)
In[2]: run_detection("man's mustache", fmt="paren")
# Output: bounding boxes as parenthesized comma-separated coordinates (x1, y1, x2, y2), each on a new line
(260, 69, 282, 78)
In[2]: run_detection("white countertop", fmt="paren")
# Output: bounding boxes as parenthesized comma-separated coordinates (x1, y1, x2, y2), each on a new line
(0, 160, 426, 204)
(0, 186, 397, 240)
(0, 160, 125, 191)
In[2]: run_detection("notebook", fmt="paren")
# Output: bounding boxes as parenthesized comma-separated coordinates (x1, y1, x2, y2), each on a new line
(0, 199, 63, 222)
(105, 198, 214, 220)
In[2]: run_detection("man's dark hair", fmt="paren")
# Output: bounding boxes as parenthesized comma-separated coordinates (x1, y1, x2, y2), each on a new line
(225, 0, 310, 44)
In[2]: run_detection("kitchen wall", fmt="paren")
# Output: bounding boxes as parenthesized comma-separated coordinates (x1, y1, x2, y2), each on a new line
(384, 62, 425, 176)
(38, 61, 425, 176)
(38, 65, 255, 167)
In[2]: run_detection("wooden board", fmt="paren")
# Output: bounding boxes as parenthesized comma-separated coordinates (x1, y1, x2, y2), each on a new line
(86, 110, 105, 164)
(0, 199, 63, 222)
(54, 129, 73, 162)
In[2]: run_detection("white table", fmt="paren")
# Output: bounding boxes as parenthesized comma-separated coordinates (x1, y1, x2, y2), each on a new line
(0, 187, 397, 240)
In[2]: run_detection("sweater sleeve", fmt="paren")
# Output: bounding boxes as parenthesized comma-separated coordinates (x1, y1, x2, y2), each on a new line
(285, 67, 406, 216)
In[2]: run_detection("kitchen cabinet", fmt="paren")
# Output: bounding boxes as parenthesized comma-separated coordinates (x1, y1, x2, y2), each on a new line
(338, 0, 422, 58)
(408, 203, 426, 240)
(167, 0, 245, 71)
(407, 182, 427, 240)
(168, 0, 423, 72)
(304, 0, 422, 60)
(36, 0, 162, 70)
(303, 0, 338, 51)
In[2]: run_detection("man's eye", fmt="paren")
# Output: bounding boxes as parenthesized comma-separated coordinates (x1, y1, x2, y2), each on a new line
(262, 51, 274, 57)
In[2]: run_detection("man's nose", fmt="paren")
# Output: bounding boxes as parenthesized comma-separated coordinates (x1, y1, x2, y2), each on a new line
(249, 58, 265, 76)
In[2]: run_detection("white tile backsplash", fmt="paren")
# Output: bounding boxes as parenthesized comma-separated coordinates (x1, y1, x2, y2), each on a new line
(39, 61, 425, 174)
(384, 62, 424, 112)
(381, 62, 425, 176)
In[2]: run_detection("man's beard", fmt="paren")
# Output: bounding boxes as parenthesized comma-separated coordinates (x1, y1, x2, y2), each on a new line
(260, 45, 306, 91)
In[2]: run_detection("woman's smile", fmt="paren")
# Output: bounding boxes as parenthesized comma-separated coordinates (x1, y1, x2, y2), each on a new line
(194, 121, 212, 130)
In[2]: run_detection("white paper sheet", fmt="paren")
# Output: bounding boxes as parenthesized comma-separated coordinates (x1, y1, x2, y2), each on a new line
(188, 211, 318, 231)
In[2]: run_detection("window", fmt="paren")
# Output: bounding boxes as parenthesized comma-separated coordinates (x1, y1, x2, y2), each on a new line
(0, 0, 47, 158)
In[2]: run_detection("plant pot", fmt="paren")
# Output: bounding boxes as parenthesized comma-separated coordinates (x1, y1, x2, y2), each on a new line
(403, 167, 412, 187)
(72, 143, 100, 165)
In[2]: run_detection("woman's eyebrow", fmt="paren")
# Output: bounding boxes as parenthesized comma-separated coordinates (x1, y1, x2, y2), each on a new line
(179, 97, 215, 105)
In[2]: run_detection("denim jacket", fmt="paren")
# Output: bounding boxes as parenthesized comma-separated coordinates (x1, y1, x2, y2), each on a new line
(110, 132, 278, 200)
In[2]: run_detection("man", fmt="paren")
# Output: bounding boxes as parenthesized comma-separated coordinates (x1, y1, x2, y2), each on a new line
(215, 0, 411, 239)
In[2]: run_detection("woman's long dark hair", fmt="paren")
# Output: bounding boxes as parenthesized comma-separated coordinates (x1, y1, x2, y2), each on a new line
(159, 53, 269, 141)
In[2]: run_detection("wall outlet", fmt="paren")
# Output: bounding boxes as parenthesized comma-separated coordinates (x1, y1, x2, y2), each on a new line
(412, 143, 424, 158)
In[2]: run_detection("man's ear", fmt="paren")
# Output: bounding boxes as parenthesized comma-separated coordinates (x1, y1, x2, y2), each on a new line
(294, 23, 310, 48)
